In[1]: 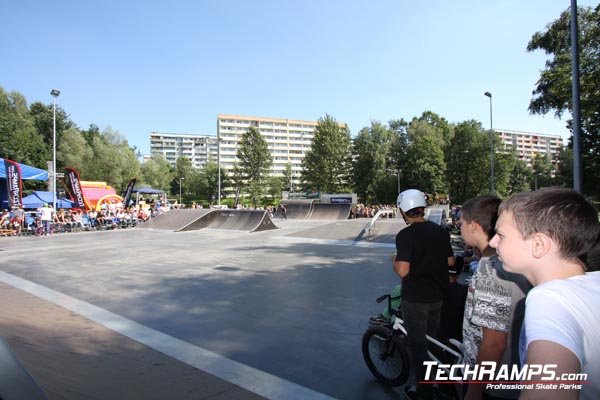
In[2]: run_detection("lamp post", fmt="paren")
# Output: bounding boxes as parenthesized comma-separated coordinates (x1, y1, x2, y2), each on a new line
(50, 89, 60, 209)
(217, 130, 221, 206)
(179, 177, 184, 206)
(397, 169, 401, 194)
(484, 91, 495, 195)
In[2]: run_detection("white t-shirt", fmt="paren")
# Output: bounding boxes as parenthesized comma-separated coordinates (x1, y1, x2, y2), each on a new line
(523, 271, 600, 400)
(39, 206, 53, 221)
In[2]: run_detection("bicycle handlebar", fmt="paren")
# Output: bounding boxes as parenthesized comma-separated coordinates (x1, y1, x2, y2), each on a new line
(376, 294, 388, 303)
(375, 293, 402, 318)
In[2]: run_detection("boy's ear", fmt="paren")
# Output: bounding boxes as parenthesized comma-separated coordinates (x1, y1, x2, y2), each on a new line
(532, 232, 552, 259)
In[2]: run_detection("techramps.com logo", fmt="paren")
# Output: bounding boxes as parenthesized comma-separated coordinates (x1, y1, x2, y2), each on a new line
(422, 361, 587, 390)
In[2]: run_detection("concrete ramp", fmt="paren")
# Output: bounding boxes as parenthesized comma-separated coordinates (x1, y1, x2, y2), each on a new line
(274, 199, 314, 219)
(179, 209, 278, 233)
(307, 203, 351, 220)
(287, 219, 404, 243)
(138, 209, 213, 231)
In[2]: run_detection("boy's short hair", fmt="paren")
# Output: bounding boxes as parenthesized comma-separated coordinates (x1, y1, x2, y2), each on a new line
(499, 187, 600, 263)
(460, 195, 501, 240)
(405, 207, 425, 218)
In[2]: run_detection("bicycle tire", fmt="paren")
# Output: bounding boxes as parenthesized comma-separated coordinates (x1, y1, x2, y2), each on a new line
(362, 325, 410, 386)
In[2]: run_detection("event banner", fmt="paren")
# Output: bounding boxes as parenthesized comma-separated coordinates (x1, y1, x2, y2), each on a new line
(65, 167, 88, 210)
(4, 159, 22, 208)
(122, 178, 136, 207)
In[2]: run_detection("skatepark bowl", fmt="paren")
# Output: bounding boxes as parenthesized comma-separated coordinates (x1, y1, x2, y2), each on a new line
(0, 206, 448, 400)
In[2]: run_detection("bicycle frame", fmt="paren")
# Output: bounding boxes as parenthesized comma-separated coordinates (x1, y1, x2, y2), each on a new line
(380, 293, 466, 381)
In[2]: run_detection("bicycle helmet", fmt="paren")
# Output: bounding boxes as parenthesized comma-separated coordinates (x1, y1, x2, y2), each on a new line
(397, 189, 427, 213)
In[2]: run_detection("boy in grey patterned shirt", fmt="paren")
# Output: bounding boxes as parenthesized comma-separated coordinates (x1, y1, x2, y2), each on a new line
(460, 195, 530, 400)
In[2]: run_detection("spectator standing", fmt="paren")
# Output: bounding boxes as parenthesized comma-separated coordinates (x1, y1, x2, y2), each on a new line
(490, 187, 600, 400)
(461, 195, 531, 400)
(394, 189, 455, 399)
(39, 203, 54, 235)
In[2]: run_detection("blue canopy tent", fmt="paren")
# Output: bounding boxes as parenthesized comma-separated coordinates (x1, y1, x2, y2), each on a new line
(0, 158, 49, 181)
(22, 191, 75, 209)
(131, 187, 167, 206)
(132, 187, 166, 194)
(1, 157, 50, 209)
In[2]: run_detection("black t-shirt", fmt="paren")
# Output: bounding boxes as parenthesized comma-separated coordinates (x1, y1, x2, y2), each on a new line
(395, 221, 453, 302)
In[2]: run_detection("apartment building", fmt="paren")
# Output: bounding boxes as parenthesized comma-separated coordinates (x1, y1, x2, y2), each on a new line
(217, 114, 347, 185)
(496, 129, 563, 167)
(149, 132, 218, 168)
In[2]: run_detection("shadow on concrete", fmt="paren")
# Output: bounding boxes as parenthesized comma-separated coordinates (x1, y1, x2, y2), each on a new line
(0, 232, 408, 400)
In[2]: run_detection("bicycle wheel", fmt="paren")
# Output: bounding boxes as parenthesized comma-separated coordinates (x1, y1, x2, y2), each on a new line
(362, 325, 410, 386)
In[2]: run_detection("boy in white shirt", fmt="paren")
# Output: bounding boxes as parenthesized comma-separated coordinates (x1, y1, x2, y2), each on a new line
(489, 187, 600, 400)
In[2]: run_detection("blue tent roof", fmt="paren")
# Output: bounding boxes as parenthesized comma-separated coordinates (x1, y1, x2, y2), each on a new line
(0, 157, 49, 180)
(22, 191, 75, 209)
(132, 187, 166, 194)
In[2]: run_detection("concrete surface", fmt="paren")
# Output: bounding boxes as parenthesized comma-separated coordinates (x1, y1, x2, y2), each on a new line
(0, 219, 406, 400)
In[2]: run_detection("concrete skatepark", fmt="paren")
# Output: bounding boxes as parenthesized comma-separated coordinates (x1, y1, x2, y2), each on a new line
(0, 208, 449, 400)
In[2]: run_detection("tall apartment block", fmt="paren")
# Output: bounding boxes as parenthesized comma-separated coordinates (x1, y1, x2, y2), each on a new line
(217, 114, 347, 185)
(496, 129, 564, 167)
(149, 132, 218, 168)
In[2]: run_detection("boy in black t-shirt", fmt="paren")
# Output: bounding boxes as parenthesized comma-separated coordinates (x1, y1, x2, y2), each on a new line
(395, 189, 455, 399)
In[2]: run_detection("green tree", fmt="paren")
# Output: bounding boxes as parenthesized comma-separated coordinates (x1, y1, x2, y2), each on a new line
(301, 114, 353, 194)
(29, 101, 74, 151)
(0, 88, 48, 167)
(84, 126, 140, 189)
(410, 111, 454, 149)
(140, 156, 174, 191)
(507, 158, 533, 195)
(404, 135, 446, 195)
(531, 152, 554, 190)
(236, 126, 272, 201)
(352, 121, 396, 204)
(553, 146, 574, 187)
(282, 162, 293, 191)
(401, 115, 449, 195)
(195, 162, 230, 204)
(527, 4, 600, 195)
(446, 121, 492, 203)
(57, 127, 93, 175)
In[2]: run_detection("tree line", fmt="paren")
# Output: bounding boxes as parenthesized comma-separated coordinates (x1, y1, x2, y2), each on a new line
(2, 4, 598, 205)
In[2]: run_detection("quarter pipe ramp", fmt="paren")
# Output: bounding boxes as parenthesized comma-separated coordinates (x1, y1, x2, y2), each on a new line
(306, 203, 352, 220)
(274, 199, 315, 219)
(140, 209, 278, 232)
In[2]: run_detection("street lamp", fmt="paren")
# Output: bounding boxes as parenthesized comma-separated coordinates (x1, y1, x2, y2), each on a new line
(484, 91, 495, 195)
(50, 89, 60, 209)
(217, 129, 221, 206)
(179, 177, 184, 206)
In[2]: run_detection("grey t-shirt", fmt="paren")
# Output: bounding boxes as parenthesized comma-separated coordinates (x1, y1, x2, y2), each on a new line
(462, 254, 531, 398)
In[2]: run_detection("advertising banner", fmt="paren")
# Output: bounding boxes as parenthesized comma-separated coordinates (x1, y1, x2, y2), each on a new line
(4, 159, 22, 208)
(65, 167, 90, 210)
(122, 178, 137, 208)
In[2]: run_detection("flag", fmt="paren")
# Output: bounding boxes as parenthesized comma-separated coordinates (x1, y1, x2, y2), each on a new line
(122, 178, 136, 207)
(65, 167, 92, 210)
(4, 159, 22, 208)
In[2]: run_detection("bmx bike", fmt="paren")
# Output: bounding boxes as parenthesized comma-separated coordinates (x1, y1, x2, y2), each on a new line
(362, 293, 466, 399)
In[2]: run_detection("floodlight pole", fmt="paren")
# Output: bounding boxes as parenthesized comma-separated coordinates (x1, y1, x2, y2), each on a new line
(484, 91, 495, 195)
(179, 177, 184, 206)
(217, 127, 221, 206)
(51, 89, 61, 209)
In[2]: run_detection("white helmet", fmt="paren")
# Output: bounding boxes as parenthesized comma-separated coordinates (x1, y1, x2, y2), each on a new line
(397, 189, 427, 212)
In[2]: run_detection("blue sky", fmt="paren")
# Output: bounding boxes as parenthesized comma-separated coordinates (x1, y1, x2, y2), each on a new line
(2, 1, 595, 155)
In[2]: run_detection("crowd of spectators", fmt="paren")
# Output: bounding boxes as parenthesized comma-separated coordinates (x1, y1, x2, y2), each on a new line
(0, 201, 169, 237)
(350, 204, 396, 219)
